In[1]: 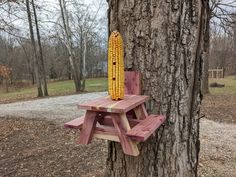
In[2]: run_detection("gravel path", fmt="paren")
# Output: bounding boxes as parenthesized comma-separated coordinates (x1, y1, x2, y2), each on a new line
(199, 118, 236, 177)
(0, 92, 107, 123)
(0, 92, 235, 176)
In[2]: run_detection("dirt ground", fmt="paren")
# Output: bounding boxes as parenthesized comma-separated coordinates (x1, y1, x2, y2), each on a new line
(201, 94, 236, 124)
(0, 117, 107, 177)
(0, 94, 236, 177)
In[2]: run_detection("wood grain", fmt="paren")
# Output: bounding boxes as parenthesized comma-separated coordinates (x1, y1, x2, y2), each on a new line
(78, 95, 149, 113)
(112, 113, 139, 156)
(98, 115, 141, 128)
(93, 125, 119, 142)
(124, 71, 141, 95)
(78, 111, 98, 145)
(133, 104, 148, 120)
(126, 115, 166, 142)
(64, 116, 85, 129)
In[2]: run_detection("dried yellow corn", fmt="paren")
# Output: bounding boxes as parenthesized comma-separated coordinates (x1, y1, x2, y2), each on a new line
(108, 31, 124, 100)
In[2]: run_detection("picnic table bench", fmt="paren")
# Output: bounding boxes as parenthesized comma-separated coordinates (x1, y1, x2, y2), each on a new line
(65, 72, 166, 156)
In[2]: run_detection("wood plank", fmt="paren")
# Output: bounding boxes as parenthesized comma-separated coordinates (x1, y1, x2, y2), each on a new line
(126, 115, 166, 142)
(64, 116, 85, 129)
(98, 115, 141, 128)
(111, 113, 139, 156)
(124, 71, 141, 95)
(78, 95, 149, 113)
(93, 125, 119, 142)
(133, 104, 148, 120)
(78, 111, 98, 145)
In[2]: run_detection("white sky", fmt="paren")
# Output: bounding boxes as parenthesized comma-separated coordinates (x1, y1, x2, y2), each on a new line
(0, 0, 108, 39)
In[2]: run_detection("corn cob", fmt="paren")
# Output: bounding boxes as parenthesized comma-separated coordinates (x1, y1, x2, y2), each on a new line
(108, 31, 124, 100)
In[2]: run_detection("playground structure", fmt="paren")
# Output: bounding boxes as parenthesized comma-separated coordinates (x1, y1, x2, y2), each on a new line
(208, 68, 224, 79)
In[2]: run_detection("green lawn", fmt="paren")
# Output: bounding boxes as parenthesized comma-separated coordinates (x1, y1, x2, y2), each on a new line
(209, 76, 236, 95)
(0, 78, 107, 103)
(1, 76, 235, 103)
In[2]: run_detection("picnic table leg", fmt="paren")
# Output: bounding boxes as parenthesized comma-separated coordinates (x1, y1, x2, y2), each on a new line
(78, 110, 98, 145)
(111, 113, 139, 156)
(133, 104, 148, 120)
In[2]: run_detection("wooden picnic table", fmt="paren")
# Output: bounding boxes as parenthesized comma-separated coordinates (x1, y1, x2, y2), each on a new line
(65, 94, 165, 156)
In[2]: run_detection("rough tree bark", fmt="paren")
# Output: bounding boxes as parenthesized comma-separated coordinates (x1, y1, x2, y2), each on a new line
(26, 0, 43, 97)
(201, 2, 210, 94)
(31, 0, 48, 96)
(105, 0, 207, 177)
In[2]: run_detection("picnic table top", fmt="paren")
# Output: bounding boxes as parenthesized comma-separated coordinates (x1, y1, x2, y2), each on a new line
(78, 95, 149, 113)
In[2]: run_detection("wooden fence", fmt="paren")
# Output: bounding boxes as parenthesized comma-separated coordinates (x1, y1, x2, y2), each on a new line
(208, 68, 224, 79)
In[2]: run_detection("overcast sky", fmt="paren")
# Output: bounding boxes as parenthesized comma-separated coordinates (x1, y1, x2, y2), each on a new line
(0, 0, 108, 39)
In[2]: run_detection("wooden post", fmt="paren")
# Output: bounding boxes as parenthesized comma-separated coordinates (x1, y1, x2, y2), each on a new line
(78, 111, 98, 144)
(111, 113, 139, 156)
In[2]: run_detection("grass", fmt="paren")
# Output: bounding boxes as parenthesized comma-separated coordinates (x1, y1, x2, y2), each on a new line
(0, 78, 107, 103)
(209, 76, 236, 95)
(1, 76, 235, 103)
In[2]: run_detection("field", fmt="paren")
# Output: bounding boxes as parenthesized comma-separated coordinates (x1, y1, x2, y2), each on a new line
(209, 76, 236, 95)
(0, 78, 107, 104)
(0, 76, 236, 177)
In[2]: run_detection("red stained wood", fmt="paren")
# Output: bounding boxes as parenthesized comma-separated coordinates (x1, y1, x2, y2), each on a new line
(98, 116, 141, 128)
(133, 104, 148, 120)
(78, 111, 98, 145)
(94, 125, 119, 142)
(126, 115, 166, 142)
(111, 114, 139, 156)
(95, 124, 117, 133)
(64, 116, 85, 129)
(78, 95, 149, 113)
(124, 71, 141, 95)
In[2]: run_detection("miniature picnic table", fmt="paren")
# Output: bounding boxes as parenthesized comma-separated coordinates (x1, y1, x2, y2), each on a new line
(65, 94, 166, 156)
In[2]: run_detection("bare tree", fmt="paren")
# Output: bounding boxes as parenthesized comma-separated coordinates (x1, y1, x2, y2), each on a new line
(202, 0, 236, 94)
(75, 0, 104, 90)
(31, 0, 48, 96)
(58, 0, 81, 92)
(0, 0, 107, 92)
(26, 0, 43, 97)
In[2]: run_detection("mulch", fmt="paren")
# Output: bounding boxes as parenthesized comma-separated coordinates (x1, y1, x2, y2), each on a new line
(0, 117, 107, 177)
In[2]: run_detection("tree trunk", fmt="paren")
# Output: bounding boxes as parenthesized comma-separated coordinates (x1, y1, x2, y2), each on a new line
(26, 0, 43, 97)
(202, 2, 210, 94)
(31, 0, 48, 96)
(5, 78, 8, 93)
(81, 35, 87, 91)
(59, 0, 81, 92)
(106, 0, 207, 176)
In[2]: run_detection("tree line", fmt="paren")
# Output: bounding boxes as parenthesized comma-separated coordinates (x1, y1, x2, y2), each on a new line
(0, 0, 107, 96)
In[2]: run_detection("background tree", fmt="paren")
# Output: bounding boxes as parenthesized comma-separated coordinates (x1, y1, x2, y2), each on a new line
(26, 0, 44, 97)
(31, 0, 48, 96)
(105, 0, 208, 176)
(58, 0, 82, 92)
(202, 0, 236, 94)
(0, 0, 107, 94)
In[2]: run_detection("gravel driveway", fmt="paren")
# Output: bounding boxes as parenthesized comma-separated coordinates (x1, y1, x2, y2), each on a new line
(0, 92, 107, 123)
(0, 92, 235, 176)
